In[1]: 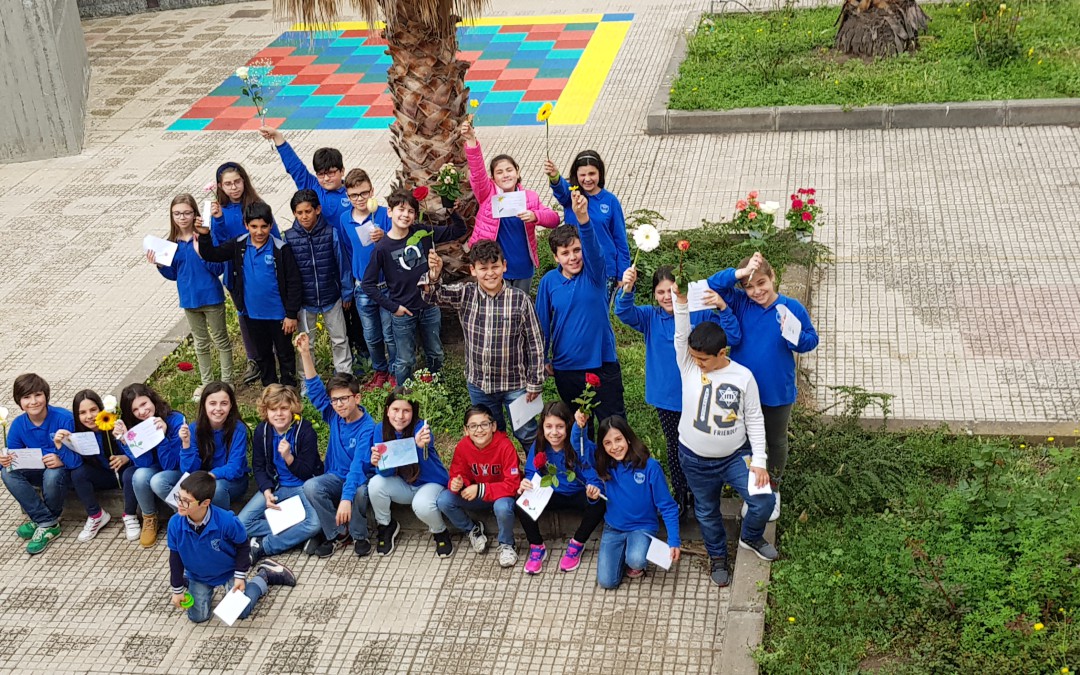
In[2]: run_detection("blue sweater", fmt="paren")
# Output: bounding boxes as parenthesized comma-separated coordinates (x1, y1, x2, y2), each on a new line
(4, 406, 79, 468)
(601, 458, 680, 547)
(167, 505, 248, 587)
(122, 410, 186, 471)
(305, 375, 376, 488)
(179, 421, 250, 482)
(707, 268, 819, 406)
(283, 215, 353, 309)
(615, 291, 741, 411)
(276, 142, 352, 224)
(157, 239, 225, 310)
(373, 421, 450, 486)
(339, 206, 393, 289)
(551, 178, 630, 281)
(536, 214, 617, 370)
(211, 201, 281, 292)
(524, 424, 602, 496)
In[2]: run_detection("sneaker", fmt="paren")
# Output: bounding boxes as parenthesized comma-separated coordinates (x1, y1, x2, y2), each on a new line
(191, 385, 204, 403)
(122, 514, 141, 541)
(140, 514, 158, 548)
(626, 567, 644, 579)
(353, 538, 373, 557)
(308, 535, 337, 559)
(710, 557, 731, 587)
(498, 543, 518, 568)
(242, 360, 261, 385)
(559, 538, 585, 572)
(739, 537, 779, 562)
(249, 536, 264, 566)
(376, 519, 400, 556)
(77, 511, 111, 543)
(467, 521, 488, 554)
(433, 530, 454, 557)
(524, 544, 547, 575)
(256, 558, 297, 587)
(16, 521, 36, 540)
(26, 524, 61, 555)
(770, 490, 781, 522)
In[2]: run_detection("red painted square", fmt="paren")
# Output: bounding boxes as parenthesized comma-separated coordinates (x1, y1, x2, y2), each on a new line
(561, 30, 594, 41)
(219, 106, 258, 119)
(277, 55, 319, 66)
(468, 69, 504, 81)
(192, 96, 239, 109)
(525, 31, 562, 41)
(290, 74, 330, 86)
(347, 83, 389, 96)
(341, 30, 370, 38)
(502, 69, 539, 80)
(206, 118, 249, 131)
(499, 24, 531, 32)
(340, 94, 379, 106)
(270, 65, 305, 76)
(554, 38, 592, 49)
(529, 78, 568, 90)
(458, 51, 483, 63)
(522, 89, 564, 101)
(254, 47, 295, 57)
(366, 104, 395, 116)
(472, 59, 510, 70)
(315, 83, 354, 96)
(492, 78, 532, 91)
(298, 64, 339, 75)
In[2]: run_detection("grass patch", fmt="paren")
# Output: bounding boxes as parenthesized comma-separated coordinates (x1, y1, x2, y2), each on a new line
(670, 0, 1080, 110)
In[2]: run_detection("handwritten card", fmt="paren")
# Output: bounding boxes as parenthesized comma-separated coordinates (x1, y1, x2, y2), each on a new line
(646, 534, 673, 570)
(686, 280, 711, 312)
(165, 472, 191, 509)
(775, 304, 802, 346)
(508, 394, 543, 432)
(376, 438, 418, 471)
(5, 448, 45, 471)
(265, 495, 307, 535)
(213, 588, 251, 626)
(354, 222, 374, 246)
(125, 418, 166, 458)
(515, 472, 555, 521)
(492, 190, 527, 219)
(63, 432, 101, 456)
(143, 235, 178, 266)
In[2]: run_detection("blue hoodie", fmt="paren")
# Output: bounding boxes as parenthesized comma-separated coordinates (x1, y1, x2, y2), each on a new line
(339, 206, 393, 289)
(157, 239, 225, 310)
(600, 457, 680, 548)
(707, 268, 819, 406)
(305, 375, 376, 485)
(615, 291, 742, 411)
(551, 177, 630, 281)
(4, 405, 80, 468)
(276, 142, 352, 224)
(179, 420, 250, 482)
(373, 420, 450, 487)
(167, 505, 248, 587)
(121, 410, 186, 471)
(524, 423, 602, 497)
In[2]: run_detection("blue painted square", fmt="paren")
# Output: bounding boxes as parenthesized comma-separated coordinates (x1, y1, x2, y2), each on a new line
(292, 107, 334, 119)
(169, 118, 211, 131)
(603, 13, 635, 21)
(549, 49, 584, 60)
(327, 105, 369, 118)
(519, 40, 555, 51)
(302, 95, 343, 107)
(482, 91, 525, 104)
(354, 117, 393, 129)
(466, 80, 495, 93)
(279, 84, 319, 97)
(316, 117, 360, 129)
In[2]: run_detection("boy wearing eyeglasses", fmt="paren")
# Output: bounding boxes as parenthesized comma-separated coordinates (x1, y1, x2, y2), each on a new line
(259, 126, 351, 224)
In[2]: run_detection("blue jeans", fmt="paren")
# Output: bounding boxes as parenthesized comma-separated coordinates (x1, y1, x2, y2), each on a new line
(356, 289, 396, 374)
(436, 490, 516, 547)
(212, 476, 250, 509)
(149, 469, 183, 509)
(465, 383, 538, 450)
(301, 473, 369, 540)
(125, 464, 161, 516)
(597, 527, 652, 589)
(185, 575, 267, 624)
(238, 484, 321, 556)
(70, 461, 121, 517)
(2, 468, 68, 527)
(679, 444, 774, 559)
(390, 306, 444, 385)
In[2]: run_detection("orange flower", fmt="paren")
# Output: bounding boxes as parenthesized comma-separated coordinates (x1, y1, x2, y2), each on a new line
(677, 240, 690, 251)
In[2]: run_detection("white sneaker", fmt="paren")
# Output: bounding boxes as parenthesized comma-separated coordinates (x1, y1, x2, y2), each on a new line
(770, 491, 781, 522)
(122, 514, 141, 541)
(77, 511, 111, 542)
(467, 522, 488, 554)
(497, 543, 518, 568)
(191, 385, 204, 402)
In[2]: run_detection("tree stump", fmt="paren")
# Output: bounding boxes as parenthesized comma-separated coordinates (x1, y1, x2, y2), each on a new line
(834, 0, 930, 58)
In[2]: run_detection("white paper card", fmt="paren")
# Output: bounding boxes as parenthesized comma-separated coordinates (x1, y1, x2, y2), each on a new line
(5, 448, 46, 471)
(63, 432, 101, 456)
(354, 222, 374, 246)
(492, 190, 527, 219)
(515, 472, 555, 521)
(646, 534, 673, 570)
(202, 200, 213, 225)
(143, 235, 178, 266)
(165, 472, 191, 509)
(265, 495, 306, 535)
(775, 304, 802, 346)
(507, 394, 543, 432)
(125, 418, 166, 458)
(686, 280, 711, 312)
(376, 438, 418, 471)
(213, 588, 251, 626)
(748, 473, 773, 496)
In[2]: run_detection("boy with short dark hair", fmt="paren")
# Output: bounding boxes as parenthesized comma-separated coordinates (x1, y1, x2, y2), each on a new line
(296, 333, 378, 558)
(197, 202, 303, 386)
(423, 239, 545, 450)
(535, 191, 626, 430)
(168, 471, 296, 624)
(361, 189, 466, 385)
(259, 126, 351, 224)
(0, 373, 78, 555)
(283, 189, 354, 376)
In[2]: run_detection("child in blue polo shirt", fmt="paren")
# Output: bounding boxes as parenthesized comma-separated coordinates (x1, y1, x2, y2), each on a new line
(260, 126, 352, 224)
(178, 383, 250, 508)
(0, 373, 76, 555)
(150, 194, 233, 401)
(168, 471, 296, 624)
(296, 332, 378, 558)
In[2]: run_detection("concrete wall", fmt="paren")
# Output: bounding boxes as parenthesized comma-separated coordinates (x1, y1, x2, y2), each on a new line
(77, 0, 250, 19)
(0, 0, 90, 163)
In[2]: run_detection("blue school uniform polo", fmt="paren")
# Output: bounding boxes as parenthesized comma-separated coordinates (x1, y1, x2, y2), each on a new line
(242, 239, 285, 320)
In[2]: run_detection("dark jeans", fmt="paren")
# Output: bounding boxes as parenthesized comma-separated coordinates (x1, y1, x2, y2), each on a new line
(70, 461, 121, 517)
(1, 467, 67, 527)
(762, 403, 793, 481)
(390, 306, 443, 385)
(552, 361, 626, 438)
(515, 490, 606, 546)
(247, 318, 297, 387)
(228, 288, 259, 361)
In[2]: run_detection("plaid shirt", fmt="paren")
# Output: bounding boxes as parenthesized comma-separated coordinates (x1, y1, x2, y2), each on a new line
(424, 280, 545, 394)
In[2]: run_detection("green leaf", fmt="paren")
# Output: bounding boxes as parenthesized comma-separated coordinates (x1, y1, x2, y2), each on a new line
(566, 470, 576, 482)
(546, 463, 557, 476)
(540, 476, 552, 488)
(551, 477, 559, 488)
(242, 88, 250, 97)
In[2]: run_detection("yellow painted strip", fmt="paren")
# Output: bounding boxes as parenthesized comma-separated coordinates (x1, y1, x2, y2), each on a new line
(550, 21, 632, 126)
(290, 15, 606, 31)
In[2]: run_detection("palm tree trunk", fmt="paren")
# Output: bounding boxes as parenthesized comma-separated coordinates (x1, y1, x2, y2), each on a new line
(834, 0, 929, 58)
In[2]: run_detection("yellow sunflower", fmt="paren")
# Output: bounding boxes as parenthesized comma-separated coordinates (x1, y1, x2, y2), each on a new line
(95, 410, 117, 431)
(536, 102, 554, 123)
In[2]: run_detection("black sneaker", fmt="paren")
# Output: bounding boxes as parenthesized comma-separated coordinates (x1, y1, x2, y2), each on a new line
(710, 556, 730, 587)
(739, 537, 779, 562)
(249, 536, 264, 566)
(256, 558, 296, 587)
(376, 519, 400, 556)
(242, 360, 261, 385)
(433, 530, 454, 558)
(354, 538, 373, 557)
(309, 534, 338, 559)
(304, 533, 326, 556)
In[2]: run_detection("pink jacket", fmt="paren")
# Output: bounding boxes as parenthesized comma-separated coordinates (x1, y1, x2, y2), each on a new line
(466, 142, 560, 267)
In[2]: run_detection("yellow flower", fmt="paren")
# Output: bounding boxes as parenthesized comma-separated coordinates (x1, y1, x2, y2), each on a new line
(316, 321, 324, 331)
(469, 99, 479, 108)
(1019, 443, 1026, 449)
(536, 102, 554, 123)
(569, 185, 579, 191)
(1028, 47, 1034, 58)
(293, 414, 301, 422)
(1038, 59, 1043, 65)
(95, 410, 117, 432)
(788, 616, 796, 623)
(1061, 668, 1069, 674)
(1048, 436, 1055, 442)
(1034, 622, 1044, 631)
(998, 3, 1006, 9)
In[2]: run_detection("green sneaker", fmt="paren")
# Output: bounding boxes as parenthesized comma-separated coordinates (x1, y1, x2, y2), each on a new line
(26, 525, 60, 555)
(16, 522, 36, 540)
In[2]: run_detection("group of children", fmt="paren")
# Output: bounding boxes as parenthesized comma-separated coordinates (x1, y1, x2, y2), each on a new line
(1, 120, 818, 622)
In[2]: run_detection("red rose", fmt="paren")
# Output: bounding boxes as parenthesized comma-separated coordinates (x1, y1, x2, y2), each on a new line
(533, 451, 547, 470)
(808, 199, 816, 205)
(790, 194, 796, 200)
(177, 362, 194, 372)
(792, 199, 803, 210)
(585, 373, 601, 387)
(376, 444, 387, 453)
(801, 211, 813, 222)
(747, 211, 757, 220)
(808, 188, 816, 195)
(677, 240, 690, 252)
(412, 186, 429, 201)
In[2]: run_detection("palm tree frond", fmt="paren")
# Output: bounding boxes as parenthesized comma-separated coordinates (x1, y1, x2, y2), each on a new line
(274, 0, 490, 31)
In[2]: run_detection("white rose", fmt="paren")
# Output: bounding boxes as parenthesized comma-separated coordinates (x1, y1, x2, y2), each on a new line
(0, 406, 8, 422)
(760, 201, 780, 215)
(102, 395, 118, 414)
(236, 66, 250, 80)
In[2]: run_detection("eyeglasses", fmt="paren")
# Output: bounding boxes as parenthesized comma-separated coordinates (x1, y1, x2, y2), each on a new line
(316, 169, 342, 179)
(330, 395, 355, 405)
(177, 496, 200, 508)
(347, 189, 374, 200)
(172, 211, 195, 218)
(466, 421, 493, 432)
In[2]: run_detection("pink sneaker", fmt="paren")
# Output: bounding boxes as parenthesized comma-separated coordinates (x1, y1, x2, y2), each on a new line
(524, 544, 547, 575)
(626, 567, 644, 579)
(559, 538, 585, 572)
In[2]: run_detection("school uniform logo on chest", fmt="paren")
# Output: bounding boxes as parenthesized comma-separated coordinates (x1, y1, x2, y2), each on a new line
(211, 538, 222, 552)
(634, 472, 646, 484)
(263, 255, 274, 266)
(341, 197, 351, 209)
(470, 463, 502, 477)
(392, 245, 425, 271)
(599, 203, 610, 215)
